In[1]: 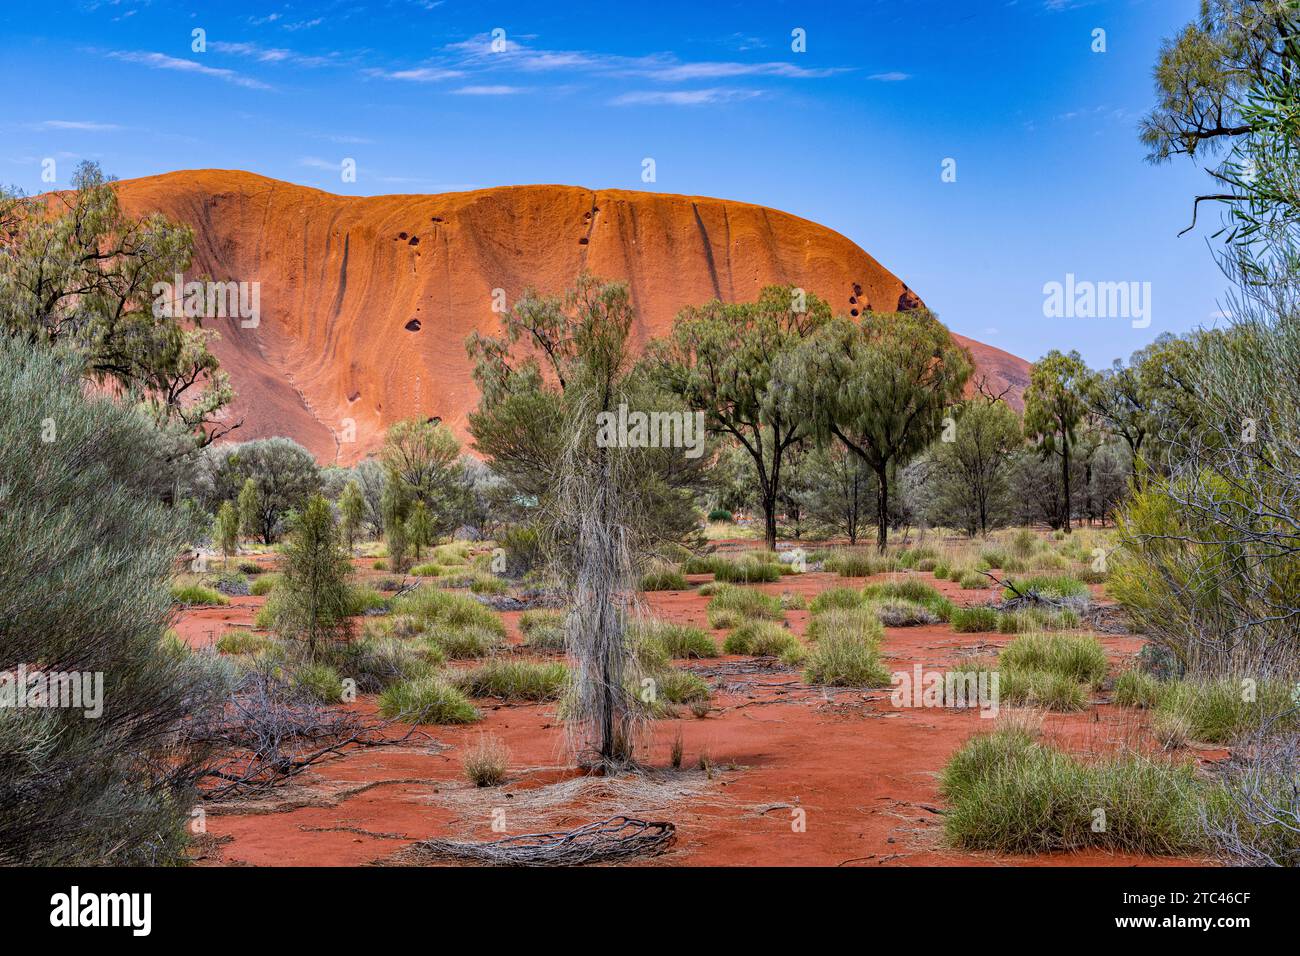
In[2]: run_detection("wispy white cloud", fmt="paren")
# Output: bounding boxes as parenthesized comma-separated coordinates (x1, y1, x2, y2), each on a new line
(367, 66, 465, 82)
(610, 88, 763, 106)
(868, 71, 911, 82)
(208, 41, 337, 68)
(453, 85, 524, 95)
(36, 120, 123, 131)
(107, 51, 272, 89)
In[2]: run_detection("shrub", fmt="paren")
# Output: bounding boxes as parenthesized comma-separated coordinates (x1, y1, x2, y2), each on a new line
(706, 585, 782, 627)
(468, 572, 507, 596)
(950, 606, 999, 633)
(332, 635, 438, 692)
(779, 591, 808, 610)
(1155, 678, 1296, 743)
(957, 570, 991, 589)
(463, 733, 511, 786)
(171, 582, 229, 606)
(809, 586, 866, 613)
(723, 620, 800, 656)
(1008, 528, 1038, 558)
(979, 548, 1009, 569)
(682, 554, 724, 575)
(940, 727, 1201, 855)
(996, 607, 1080, 633)
(378, 677, 480, 723)
(1000, 633, 1108, 688)
(803, 632, 890, 686)
(238, 561, 265, 575)
(707, 507, 733, 522)
(292, 661, 345, 704)
(640, 562, 688, 591)
(931, 562, 951, 579)
(518, 610, 567, 652)
(455, 659, 569, 701)
(272, 495, 355, 654)
(410, 562, 443, 577)
(499, 523, 543, 576)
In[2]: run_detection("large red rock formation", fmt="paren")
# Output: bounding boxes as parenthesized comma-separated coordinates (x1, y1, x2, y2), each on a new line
(112, 169, 1030, 463)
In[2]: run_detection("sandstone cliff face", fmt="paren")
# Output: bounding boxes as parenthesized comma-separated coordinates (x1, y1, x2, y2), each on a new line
(114, 169, 1030, 463)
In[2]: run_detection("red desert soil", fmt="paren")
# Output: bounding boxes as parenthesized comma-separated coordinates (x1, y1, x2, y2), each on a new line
(108, 170, 1031, 463)
(180, 565, 1209, 868)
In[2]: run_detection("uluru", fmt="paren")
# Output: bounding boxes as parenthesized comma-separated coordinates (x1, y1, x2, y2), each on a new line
(112, 169, 1030, 463)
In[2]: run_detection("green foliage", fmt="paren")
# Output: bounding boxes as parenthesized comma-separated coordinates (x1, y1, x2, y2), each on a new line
(455, 659, 569, 700)
(706, 585, 783, 627)
(710, 555, 782, 584)
(271, 495, 354, 655)
(862, 579, 953, 620)
(0, 334, 230, 864)
(338, 479, 365, 551)
(806, 606, 884, 644)
(292, 661, 344, 704)
(171, 582, 229, 606)
(1003, 574, 1089, 601)
(791, 309, 972, 551)
(723, 620, 800, 656)
(425, 624, 504, 659)
(950, 607, 999, 633)
(629, 618, 718, 659)
(249, 573, 280, 596)
(809, 586, 866, 613)
(213, 501, 239, 560)
(940, 727, 1202, 855)
(652, 668, 711, 704)
(396, 587, 506, 637)
(1114, 668, 1164, 709)
(803, 631, 890, 686)
(215, 631, 272, 656)
(868, 598, 939, 627)
(215, 439, 321, 544)
(654, 284, 834, 549)
(379, 677, 480, 724)
(1022, 350, 1088, 533)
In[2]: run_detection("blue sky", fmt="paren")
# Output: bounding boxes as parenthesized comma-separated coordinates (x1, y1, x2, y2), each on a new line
(0, 0, 1233, 369)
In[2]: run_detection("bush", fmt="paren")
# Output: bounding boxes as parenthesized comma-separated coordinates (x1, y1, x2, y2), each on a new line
(996, 607, 1080, 633)
(706, 585, 782, 627)
(332, 635, 438, 692)
(171, 582, 229, 606)
(463, 733, 511, 786)
(1008, 528, 1038, 558)
(723, 620, 800, 656)
(519, 610, 567, 652)
(378, 677, 480, 723)
(707, 507, 733, 522)
(950, 606, 999, 633)
(940, 727, 1201, 855)
(455, 659, 569, 701)
(499, 523, 543, 577)
(957, 569, 991, 589)
(1154, 678, 1296, 743)
(292, 661, 345, 704)
(640, 562, 688, 591)
(346, 586, 389, 615)
(803, 632, 890, 686)
(467, 572, 507, 596)
(410, 562, 443, 577)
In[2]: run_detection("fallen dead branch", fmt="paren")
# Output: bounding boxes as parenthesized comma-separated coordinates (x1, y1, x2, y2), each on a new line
(397, 815, 675, 866)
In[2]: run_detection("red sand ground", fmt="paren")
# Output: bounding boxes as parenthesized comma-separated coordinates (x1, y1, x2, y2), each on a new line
(178, 559, 1214, 868)
(104, 170, 1032, 463)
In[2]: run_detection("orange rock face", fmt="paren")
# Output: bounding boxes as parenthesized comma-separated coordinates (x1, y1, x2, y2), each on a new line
(113, 169, 1030, 464)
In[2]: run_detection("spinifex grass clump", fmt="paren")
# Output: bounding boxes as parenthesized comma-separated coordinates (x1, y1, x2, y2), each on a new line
(454, 659, 570, 701)
(711, 554, 782, 584)
(629, 618, 719, 659)
(639, 561, 688, 591)
(722, 619, 801, 656)
(171, 582, 229, 606)
(862, 579, 954, 621)
(950, 606, 1000, 633)
(379, 676, 480, 724)
(868, 598, 939, 627)
(519, 609, 568, 652)
(395, 587, 506, 637)
(706, 585, 783, 628)
(1113, 674, 1298, 743)
(995, 632, 1108, 711)
(1002, 573, 1090, 602)
(809, 586, 866, 613)
(940, 725, 1202, 855)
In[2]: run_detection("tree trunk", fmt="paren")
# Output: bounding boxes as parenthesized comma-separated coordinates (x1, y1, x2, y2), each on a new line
(1061, 446, 1072, 533)
(762, 496, 778, 552)
(874, 467, 889, 553)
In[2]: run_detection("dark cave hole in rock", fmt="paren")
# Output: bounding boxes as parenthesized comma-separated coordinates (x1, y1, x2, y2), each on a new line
(404, 318, 422, 332)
